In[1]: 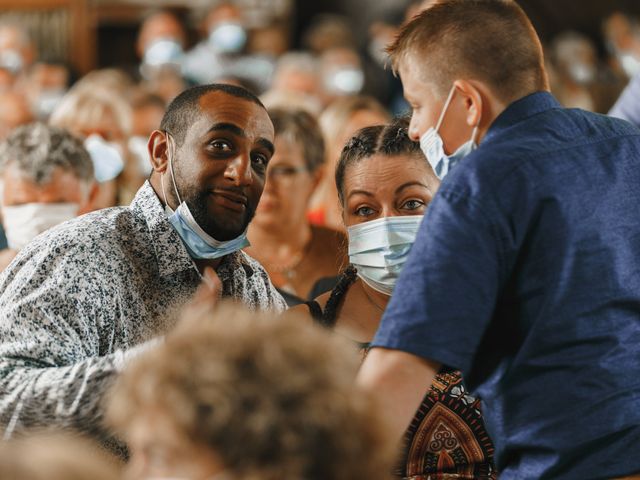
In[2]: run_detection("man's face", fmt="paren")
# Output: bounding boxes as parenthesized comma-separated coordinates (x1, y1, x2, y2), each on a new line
(169, 91, 274, 241)
(400, 59, 470, 154)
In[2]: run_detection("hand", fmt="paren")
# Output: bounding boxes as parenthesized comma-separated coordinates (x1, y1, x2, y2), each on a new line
(177, 267, 222, 330)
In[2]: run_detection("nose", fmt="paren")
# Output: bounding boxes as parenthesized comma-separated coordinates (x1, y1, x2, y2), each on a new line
(224, 153, 253, 186)
(408, 115, 421, 142)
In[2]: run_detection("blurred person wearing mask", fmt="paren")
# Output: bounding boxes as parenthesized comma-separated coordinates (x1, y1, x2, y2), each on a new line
(357, 2, 640, 479)
(108, 302, 395, 480)
(309, 95, 389, 231)
(0, 123, 96, 271)
(603, 11, 640, 80)
(261, 51, 323, 115)
(129, 90, 167, 177)
(246, 109, 346, 306)
(49, 85, 141, 207)
(320, 47, 366, 105)
(23, 59, 73, 121)
(548, 31, 598, 111)
(0, 23, 36, 83)
(0, 83, 285, 447)
(136, 9, 188, 104)
(298, 118, 496, 479)
(0, 90, 34, 140)
(0, 432, 121, 480)
(183, 2, 273, 92)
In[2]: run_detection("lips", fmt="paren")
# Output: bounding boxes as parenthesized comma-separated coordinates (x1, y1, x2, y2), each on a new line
(211, 190, 248, 212)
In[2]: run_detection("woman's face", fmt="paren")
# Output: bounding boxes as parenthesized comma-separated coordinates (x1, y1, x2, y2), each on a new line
(342, 153, 440, 228)
(253, 136, 318, 230)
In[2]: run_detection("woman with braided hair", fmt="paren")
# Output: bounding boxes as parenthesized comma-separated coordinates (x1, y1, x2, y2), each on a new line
(298, 116, 497, 479)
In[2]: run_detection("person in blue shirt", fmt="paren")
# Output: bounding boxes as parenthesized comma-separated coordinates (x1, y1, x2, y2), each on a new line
(357, 1, 640, 479)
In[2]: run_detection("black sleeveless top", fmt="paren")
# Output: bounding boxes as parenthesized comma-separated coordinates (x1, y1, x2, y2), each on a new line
(305, 266, 497, 479)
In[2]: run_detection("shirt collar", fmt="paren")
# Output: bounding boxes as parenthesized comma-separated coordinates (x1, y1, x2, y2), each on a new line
(130, 181, 256, 280)
(130, 181, 195, 277)
(483, 91, 561, 144)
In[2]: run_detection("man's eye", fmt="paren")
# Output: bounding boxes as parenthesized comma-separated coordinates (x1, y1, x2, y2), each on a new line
(251, 153, 268, 170)
(211, 140, 232, 151)
(355, 206, 375, 217)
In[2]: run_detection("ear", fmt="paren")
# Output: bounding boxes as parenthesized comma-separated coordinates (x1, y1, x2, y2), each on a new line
(453, 79, 482, 129)
(149, 130, 170, 175)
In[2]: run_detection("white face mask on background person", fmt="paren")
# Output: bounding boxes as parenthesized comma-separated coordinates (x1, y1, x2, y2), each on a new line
(83, 133, 125, 183)
(208, 22, 247, 54)
(324, 66, 365, 95)
(129, 135, 153, 176)
(0, 48, 24, 74)
(2, 202, 79, 250)
(419, 84, 479, 180)
(33, 88, 67, 119)
(348, 215, 423, 296)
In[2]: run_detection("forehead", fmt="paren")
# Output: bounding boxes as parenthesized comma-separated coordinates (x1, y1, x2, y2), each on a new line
(192, 91, 274, 141)
(344, 154, 432, 192)
(398, 59, 439, 101)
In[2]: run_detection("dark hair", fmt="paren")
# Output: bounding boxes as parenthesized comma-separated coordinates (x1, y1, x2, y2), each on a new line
(335, 116, 425, 205)
(159, 83, 266, 147)
(269, 108, 325, 172)
(388, 0, 548, 103)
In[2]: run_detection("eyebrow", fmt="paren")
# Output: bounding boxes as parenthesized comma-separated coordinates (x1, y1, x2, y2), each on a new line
(395, 181, 430, 194)
(207, 122, 274, 156)
(347, 189, 375, 200)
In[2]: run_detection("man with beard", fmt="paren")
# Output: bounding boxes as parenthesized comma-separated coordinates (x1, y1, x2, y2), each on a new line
(0, 84, 285, 443)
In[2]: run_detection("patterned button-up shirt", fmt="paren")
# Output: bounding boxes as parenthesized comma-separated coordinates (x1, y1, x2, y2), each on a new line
(0, 181, 285, 441)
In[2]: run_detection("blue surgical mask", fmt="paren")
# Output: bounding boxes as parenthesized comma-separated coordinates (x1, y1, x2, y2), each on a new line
(208, 23, 247, 54)
(83, 134, 124, 183)
(348, 215, 423, 296)
(161, 134, 250, 260)
(419, 85, 479, 180)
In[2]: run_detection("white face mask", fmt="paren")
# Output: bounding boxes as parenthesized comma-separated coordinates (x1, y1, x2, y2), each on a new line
(33, 88, 67, 120)
(419, 85, 479, 180)
(208, 23, 247, 54)
(3, 202, 79, 250)
(129, 135, 152, 176)
(348, 215, 423, 296)
(83, 134, 125, 183)
(324, 66, 365, 95)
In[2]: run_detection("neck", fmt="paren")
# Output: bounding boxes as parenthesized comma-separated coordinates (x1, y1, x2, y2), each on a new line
(360, 279, 391, 310)
(247, 220, 312, 261)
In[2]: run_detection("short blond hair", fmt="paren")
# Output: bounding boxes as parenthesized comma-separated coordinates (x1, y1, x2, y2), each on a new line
(108, 303, 395, 480)
(388, 0, 548, 103)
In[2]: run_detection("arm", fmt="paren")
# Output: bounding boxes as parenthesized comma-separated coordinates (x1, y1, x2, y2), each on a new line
(357, 348, 441, 444)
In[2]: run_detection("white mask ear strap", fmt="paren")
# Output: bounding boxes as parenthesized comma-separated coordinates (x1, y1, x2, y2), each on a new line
(166, 133, 183, 206)
(435, 85, 457, 132)
(470, 124, 479, 144)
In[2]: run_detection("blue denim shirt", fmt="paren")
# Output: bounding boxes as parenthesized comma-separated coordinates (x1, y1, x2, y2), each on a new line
(374, 92, 640, 479)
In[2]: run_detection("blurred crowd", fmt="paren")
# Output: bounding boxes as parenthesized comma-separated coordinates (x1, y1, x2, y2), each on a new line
(0, 0, 640, 479)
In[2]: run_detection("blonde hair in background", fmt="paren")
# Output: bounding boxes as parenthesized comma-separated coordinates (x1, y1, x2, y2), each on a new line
(49, 84, 133, 137)
(108, 302, 396, 480)
(0, 432, 121, 480)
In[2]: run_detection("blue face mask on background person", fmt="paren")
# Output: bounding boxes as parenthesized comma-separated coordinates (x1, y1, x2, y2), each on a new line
(161, 134, 250, 260)
(348, 215, 423, 295)
(420, 85, 479, 180)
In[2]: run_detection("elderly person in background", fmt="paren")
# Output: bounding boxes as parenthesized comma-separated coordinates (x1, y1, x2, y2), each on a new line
(246, 109, 346, 305)
(108, 302, 394, 480)
(299, 118, 496, 479)
(49, 84, 141, 207)
(308, 95, 389, 230)
(0, 83, 284, 449)
(0, 123, 96, 271)
(0, 90, 33, 140)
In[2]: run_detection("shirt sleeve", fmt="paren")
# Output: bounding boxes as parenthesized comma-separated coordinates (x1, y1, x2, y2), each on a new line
(371, 187, 507, 375)
(0, 243, 157, 440)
